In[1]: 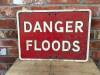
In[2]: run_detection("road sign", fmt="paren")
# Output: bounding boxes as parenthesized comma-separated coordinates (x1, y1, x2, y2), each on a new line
(17, 10, 91, 62)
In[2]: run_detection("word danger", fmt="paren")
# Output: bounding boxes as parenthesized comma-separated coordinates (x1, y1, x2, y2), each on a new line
(24, 20, 83, 52)
(24, 21, 83, 33)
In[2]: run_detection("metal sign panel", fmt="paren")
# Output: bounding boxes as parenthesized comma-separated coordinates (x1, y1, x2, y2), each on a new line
(17, 10, 91, 62)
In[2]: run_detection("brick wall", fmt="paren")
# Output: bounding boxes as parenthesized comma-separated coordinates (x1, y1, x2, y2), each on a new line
(0, 0, 100, 74)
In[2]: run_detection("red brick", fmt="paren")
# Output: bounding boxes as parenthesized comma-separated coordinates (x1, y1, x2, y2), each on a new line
(92, 19, 100, 29)
(8, 48, 18, 57)
(0, 63, 7, 70)
(0, 30, 17, 39)
(5, 31, 17, 38)
(0, 63, 13, 70)
(83, 0, 100, 4)
(31, 6, 64, 10)
(0, 0, 13, 5)
(0, 19, 16, 29)
(90, 31, 94, 40)
(0, 6, 22, 17)
(64, 6, 100, 17)
(0, 30, 17, 38)
(0, 40, 17, 47)
(48, 0, 80, 4)
(93, 50, 100, 60)
(90, 41, 100, 49)
(0, 57, 17, 63)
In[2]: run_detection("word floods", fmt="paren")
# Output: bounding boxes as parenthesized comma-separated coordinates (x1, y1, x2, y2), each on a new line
(17, 10, 91, 62)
